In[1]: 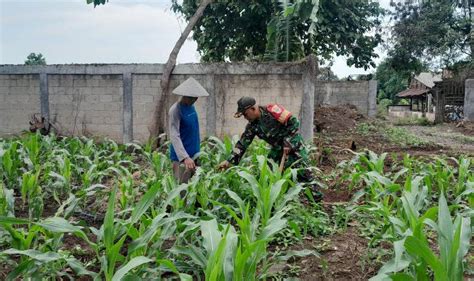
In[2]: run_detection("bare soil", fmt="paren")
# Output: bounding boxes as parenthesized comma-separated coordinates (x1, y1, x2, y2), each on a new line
(269, 227, 383, 280)
(301, 105, 474, 280)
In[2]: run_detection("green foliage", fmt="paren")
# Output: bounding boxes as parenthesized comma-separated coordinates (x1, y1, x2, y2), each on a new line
(24, 53, 46, 66)
(393, 117, 432, 126)
(384, 127, 432, 147)
(375, 58, 412, 101)
(0, 134, 305, 279)
(356, 121, 432, 148)
(172, 0, 383, 67)
(86, 0, 108, 7)
(376, 98, 392, 118)
(0, 132, 471, 279)
(389, 0, 472, 69)
(337, 150, 473, 280)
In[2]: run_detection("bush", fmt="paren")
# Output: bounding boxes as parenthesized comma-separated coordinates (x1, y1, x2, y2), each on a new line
(376, 99, 392, 118)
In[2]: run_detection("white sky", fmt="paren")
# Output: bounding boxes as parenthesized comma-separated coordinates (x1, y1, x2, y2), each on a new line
(0, 0, 392, 78)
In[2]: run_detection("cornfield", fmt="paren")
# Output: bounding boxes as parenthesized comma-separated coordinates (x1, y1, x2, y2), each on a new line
(0, 133, 472, 280)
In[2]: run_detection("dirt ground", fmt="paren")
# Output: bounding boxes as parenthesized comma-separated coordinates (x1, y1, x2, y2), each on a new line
(278, 227, 384, 280)
(403, 123, 474, 154)
(279, 105, 474, 280)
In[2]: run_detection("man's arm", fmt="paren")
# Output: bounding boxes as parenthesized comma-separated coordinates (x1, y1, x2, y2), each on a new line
(228, 123, 256, 165)
(169, 104, 189, 162)
(282, 116, 302, 151)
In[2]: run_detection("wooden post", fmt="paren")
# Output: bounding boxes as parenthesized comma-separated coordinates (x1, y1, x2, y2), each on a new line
(434, 88, 444, 123)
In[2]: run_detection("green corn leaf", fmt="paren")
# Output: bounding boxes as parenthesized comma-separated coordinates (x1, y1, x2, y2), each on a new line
(112, 256, 152, 281)
(258, 210, 287, 240)
(238, 171, 261, 200)
(2, 249, 61, 262)
(170, 245, 206, 268)
(201, 219, 222, 258)
(6, 259, 35, 281)
(66, 257, 98, 277)
(0, 216, 29, 225)
(104, 186, 117, 250)
(36, 217, 83, 233)
(404, 236, 448, 281)
(130, 181, 161, 224)
(390, 273, 416, 281)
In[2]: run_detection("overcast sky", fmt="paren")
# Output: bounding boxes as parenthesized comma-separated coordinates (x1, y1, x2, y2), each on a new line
(0, 0, 392, 78)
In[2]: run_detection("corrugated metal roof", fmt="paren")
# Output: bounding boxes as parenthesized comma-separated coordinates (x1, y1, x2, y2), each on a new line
(414, 72, 442, 88)
(397, 88, 430, 98)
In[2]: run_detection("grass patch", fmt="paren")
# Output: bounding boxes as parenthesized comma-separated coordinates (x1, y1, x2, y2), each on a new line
(356, 122, 378, 136)
(356, 121, 433, 148)
(437, 133, 474, 144)
(384, 126, 432, 147)
(393, 117, 433, 126)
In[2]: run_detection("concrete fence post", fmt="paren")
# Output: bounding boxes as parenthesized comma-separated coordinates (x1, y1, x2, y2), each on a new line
(122, 72, 133, 143)
(300, 55, 316, 142)
(205, 75, 217, 136)
(464, 79, 474, 121)
(368, 80, 377, 117)
(434, 88, 445, 124)
(39, 72, 50, 130)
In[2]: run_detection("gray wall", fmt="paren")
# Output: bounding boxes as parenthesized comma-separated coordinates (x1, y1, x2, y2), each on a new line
(0, 62, 376, 143)
(314, 80, 376, 117)
(465, 79, 474, 121)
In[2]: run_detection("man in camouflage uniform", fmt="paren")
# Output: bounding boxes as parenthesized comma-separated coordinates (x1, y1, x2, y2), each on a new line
(218, 96, 322, 201)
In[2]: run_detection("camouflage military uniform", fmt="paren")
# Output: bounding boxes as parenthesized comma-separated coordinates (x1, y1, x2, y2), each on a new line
(229, 105, 322, 200)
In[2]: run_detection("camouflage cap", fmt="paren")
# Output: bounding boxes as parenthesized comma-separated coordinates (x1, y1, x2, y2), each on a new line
(234, 96, 256, 118)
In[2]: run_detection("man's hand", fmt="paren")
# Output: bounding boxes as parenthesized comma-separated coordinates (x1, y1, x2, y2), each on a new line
(184, 157, 196, 170)
(218, 160, 230, 171)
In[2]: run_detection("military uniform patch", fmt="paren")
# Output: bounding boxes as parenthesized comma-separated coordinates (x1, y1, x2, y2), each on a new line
(267, 104, 292, 124)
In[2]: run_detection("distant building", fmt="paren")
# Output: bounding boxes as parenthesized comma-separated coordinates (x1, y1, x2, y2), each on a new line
(389, 72, 442, 122)
(396, 72, 442, 113)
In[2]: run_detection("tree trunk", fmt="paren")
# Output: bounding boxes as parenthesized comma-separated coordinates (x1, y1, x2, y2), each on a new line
(150, 0, 214, 147)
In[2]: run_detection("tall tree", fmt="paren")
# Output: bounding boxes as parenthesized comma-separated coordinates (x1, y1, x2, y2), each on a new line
(389, 0, 472, 69)
(172, 0, 384, 68)
(25, 53, 46, 65)
(375, 57, 427, 101)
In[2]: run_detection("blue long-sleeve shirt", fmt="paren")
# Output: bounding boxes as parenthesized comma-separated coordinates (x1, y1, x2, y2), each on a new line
(169, 102, 200, 162)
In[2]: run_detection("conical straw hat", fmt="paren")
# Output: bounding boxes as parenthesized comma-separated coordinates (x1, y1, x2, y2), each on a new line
(172, 77, 209, 97)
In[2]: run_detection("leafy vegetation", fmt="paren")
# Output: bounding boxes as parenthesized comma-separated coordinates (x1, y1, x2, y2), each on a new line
(171, 0, 383, 67)
(0, 132, 471, 279)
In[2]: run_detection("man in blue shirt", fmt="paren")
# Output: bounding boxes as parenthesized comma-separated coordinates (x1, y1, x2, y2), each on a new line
(169, 77, 209, 183)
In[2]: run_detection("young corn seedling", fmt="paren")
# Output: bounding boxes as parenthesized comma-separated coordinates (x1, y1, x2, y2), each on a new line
(20, 168, 43, 220)
(22, 133, 42, 169)
(0, 141, 22, 189)
(0, 216, 98, 280)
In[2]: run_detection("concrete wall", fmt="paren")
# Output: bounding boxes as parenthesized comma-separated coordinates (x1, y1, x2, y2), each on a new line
(48, 74, 123, 140)
(314, 80, 376, 117)
(0, 75, 40, 135)
(0, 62, 375, 143)
(0, 64, 307, 142)
(388, 106, 435, 122)
(465, 79, 474, 121)
(216, 74, 303, 137)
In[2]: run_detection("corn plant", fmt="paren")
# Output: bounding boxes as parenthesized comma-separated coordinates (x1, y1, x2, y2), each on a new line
(371, 192, 471, 281)
(0, 216, 97, 280)
(22, 133, 42, 169)
(0, 182, 14, 217)
(20, 168, 43, 220)
(0, 141, 22, 189)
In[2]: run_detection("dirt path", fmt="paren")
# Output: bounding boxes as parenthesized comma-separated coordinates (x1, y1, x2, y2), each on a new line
(403, 124, 474, 154)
